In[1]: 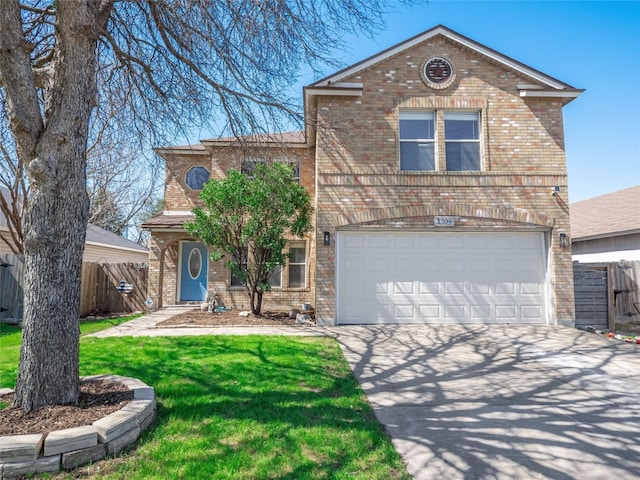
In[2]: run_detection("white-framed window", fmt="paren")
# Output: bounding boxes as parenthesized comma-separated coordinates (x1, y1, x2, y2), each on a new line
(288, 242, 306, 288)
(445, 112, 481, 171)
(240, 157, 267, 177)
(274, 157, 300, 184)
(399, 111, 435, 171)
(267, 265, 282, 288)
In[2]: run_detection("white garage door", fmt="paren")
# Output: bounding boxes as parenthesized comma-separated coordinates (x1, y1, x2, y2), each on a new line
(336, 231, 548, 324)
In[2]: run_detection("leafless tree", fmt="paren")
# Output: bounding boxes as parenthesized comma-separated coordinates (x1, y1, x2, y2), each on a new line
(0, 0, 415, 411)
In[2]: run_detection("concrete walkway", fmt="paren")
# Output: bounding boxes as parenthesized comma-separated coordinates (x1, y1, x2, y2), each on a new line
(90, 310, 640, 479)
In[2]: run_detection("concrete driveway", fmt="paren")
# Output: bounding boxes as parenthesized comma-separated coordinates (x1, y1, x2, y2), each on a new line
(335, 325, 640, 480)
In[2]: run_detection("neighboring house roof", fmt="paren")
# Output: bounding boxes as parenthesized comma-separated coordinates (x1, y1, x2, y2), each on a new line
(141, 213, 194, 229)
(0, 187, 147, 253)
(85, 224, 148, 253)
(570, 186, 640, 241)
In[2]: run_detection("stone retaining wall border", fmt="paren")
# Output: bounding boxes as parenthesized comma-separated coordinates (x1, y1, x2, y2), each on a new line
(0, 375, 156, 479)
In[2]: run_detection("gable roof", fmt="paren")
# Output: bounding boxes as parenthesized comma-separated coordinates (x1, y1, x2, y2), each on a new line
(570, 186, 640, 241)
(303, 24, 583, 146)
(308, 24, 583, 95)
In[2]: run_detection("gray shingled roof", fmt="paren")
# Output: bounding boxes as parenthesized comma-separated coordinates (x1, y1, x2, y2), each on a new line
(85, 224, 148, 252)
(1, 187, 147, 252)
(141, 213, 194, 229)
(570, 186, 640, 240)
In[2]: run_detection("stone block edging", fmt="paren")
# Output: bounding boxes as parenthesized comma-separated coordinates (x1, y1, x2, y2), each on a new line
(0, 375, 155, 479)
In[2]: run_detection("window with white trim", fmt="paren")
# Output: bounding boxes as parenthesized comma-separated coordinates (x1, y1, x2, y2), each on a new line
(267, 265, 282, 288)
(445, 112, 481, 171)
(399, 111, 435, 171)
(288, 242, 306, 288)
(240, 157, 267, 177)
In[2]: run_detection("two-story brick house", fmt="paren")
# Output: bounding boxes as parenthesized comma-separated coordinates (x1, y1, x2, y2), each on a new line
(144, 25, 582, 326)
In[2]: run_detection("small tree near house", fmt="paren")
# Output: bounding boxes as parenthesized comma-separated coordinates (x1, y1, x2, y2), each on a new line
(186, 162, 312, 315)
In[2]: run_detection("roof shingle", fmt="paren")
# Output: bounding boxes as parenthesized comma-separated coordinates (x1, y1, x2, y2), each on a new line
(570, 186, 640, 240)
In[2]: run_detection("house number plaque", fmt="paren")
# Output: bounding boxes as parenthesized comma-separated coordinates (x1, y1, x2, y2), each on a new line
(434, 216, 455, 227)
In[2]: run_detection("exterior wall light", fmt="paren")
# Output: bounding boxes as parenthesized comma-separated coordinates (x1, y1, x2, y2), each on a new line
(559, 232, 570, 248)
(323, 231, 331, 246)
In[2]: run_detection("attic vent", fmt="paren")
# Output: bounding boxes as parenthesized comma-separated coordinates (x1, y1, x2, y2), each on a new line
(421, 57, 455, 89)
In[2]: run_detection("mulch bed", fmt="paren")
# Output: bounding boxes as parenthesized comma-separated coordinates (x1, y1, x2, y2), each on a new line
(0, 380, 133, 437)
(156, 308, 309, 327)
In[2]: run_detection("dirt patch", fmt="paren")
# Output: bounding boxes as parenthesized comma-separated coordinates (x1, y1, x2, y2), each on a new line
(156, 308, 313, 327)
(0, 380, 133, 437)
(616, 321, 640, 335)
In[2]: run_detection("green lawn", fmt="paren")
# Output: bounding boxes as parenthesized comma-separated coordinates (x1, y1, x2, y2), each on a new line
(0, 324, 409, 479)
(0, 315, 142, 387)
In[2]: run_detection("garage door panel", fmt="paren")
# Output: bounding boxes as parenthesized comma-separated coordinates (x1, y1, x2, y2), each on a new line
(493, 236, 516, 249)
(521, 283, 542, 295)
(471, 305, 491, 319)
(337, 231, 547, 324)
(420, 304, 441, 318)
(522, 305, 542, 319)
(394, 282, 414, 294)
(470, 282, 490, 294)
(470, 258, 491, 272)
(445, 281, 465, 294)
(369, 257, 389, 272)
(419, 236, 439, 248)
(394, 305, 416, 319)
(418, 258, 439, 271)
(444, 236, 466, 249)
(368, 235, 390, 248)
(419, 282, 439, 294)
(496, 282, 516, 295)
(344, 235, 364, 248)
(468, 236, 491, 249)
(343, 257, 364, 272)
(394, 235, 414, 248)
(445, 304, 467, 319)
(394, 258, 415, 272)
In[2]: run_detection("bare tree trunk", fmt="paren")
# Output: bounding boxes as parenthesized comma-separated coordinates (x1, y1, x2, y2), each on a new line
(0, 0, 112, 411)
(250, 290, 263, 316)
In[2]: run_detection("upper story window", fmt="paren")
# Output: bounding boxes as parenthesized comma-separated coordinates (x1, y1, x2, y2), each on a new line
(240, 157, 267, 177)
(399, 111, 435, 171)
(445, 112, 481, 171)
(185, 166, 210, 190)
(398, 110, 482, 172)
(274, 157, 300, 184)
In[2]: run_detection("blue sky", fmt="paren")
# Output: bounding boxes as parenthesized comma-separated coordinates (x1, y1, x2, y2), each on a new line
(316, 0, 640, 203)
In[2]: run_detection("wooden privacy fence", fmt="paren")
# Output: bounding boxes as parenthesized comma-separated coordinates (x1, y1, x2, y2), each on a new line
(80, 262, 148, 316)
(0, 255, 148, 322)
(0, 254, 24, 323)
(573, 260, 640, 331)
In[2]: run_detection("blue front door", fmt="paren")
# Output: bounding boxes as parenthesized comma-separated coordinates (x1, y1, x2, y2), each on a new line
(179, 242, 208, 301)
